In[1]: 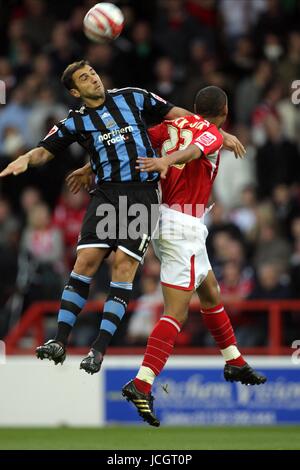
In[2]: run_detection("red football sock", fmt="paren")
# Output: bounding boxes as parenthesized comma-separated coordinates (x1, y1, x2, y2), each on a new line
(134, 315, 181, 393)
(201, 304, 246, 367)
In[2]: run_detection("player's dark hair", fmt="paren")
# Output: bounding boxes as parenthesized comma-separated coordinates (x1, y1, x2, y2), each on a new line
(194, 86, 227, 118)
(61, 60, 90, 90)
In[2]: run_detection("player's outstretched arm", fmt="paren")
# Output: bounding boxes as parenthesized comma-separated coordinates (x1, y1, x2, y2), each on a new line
(220, 130, 246, 159)
(0, 148, 54, 177)
(136, 144, 201, 179)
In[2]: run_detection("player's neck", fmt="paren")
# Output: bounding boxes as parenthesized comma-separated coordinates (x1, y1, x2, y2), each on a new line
(204, 116, 222, 128)
(83, 96, 106, 108)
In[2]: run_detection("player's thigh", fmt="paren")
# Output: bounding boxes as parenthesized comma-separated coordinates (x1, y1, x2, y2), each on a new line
(112, 248, 140, 282)
(117, 186, 160, 263)
(153, 235, 196, 290)
(74, 247, 110, 276)
(77, 188, 117, 252)
(162, 284, 193, 324)
(196, 269, 221, 308)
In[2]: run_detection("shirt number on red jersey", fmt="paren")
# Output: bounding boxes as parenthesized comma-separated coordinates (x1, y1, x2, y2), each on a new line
(161, 125, 193, 169)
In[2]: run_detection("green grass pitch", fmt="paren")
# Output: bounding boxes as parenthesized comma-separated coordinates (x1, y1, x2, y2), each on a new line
(0, 426, 299, 450)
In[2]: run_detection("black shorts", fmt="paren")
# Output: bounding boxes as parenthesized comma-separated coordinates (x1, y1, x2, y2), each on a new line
(77, 182, 160, 262)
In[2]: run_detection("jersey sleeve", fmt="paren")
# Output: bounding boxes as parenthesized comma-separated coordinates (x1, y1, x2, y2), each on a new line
(37, 119, 77, 154)
(192, 125, 223, 156)
(142, 90, 174, 119)
(147, 123, 168, 151)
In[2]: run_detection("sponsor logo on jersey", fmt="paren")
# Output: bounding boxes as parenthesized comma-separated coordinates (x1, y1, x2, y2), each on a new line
(195, 131, 217, 147)
(98, 125, 133, 146)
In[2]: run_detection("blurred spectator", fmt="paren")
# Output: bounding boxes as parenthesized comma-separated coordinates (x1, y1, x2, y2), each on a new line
(0, 57, 16, 97)
(19, 202, 65, 303)
(253, 223, 291, 271)
(129, 21, 160, 87)
(250, 262, 291, 300)
(149, 56, 182, 104)
(1, 126, 26, 160)
(278, 31, 300, 94)
(251, 81, 283, 146)
(68, 5, 90, 49)
(256, 116, 300, 199)
(208, 231, 246, 281)
(0, 197, 20, 249)
(0, 198, 19, 337)
(22, 0, 54, 48)
(182, 52, 228, 110)
(235, 60, 272, 125)
(0, 85, 31, 155)
(19, 186, 42, 226)
(272, 184, 300, 239)
(253, 0, 291, 46)
(219, 261, 254, 303)
(229, 186, 258, 242)
(214, 125, 256, 209)
(52, 186, 88, 268)
(28, 86, 67, 146)
(277, 88, 300, 148)
(154, 0, 202, 66)
(31, 54, 61, 95)
(45, 22, 81, 76)
(224, 36, 256, 81)
(220, 0, 266, 48)
(262, 33, 283, 63)
(206, 201, 243, 263)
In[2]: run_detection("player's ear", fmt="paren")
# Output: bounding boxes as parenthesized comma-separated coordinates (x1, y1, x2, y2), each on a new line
(70, 88, 80, 98)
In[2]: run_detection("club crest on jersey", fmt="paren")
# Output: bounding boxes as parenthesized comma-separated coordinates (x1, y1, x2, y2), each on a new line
(102, 113, 117, 128)
(44, 125, 58, 139)
(196, 131, 217, 146)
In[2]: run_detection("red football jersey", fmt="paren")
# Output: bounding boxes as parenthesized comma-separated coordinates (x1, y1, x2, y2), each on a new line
(148, 115, 224, 217)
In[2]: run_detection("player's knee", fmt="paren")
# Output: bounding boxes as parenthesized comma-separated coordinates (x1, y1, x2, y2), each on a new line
(199, 280, 221, 309)
(74, 252, 99, 276)
(164, 308, 188, 325)
(112, 258, 138, 282)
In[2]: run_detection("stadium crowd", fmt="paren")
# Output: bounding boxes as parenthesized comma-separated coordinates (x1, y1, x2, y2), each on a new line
(1, 0, 300, 349)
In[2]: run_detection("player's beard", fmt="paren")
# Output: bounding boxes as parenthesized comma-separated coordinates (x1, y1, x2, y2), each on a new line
(87, 90, 105, 100)
(83, 85, 105, 102)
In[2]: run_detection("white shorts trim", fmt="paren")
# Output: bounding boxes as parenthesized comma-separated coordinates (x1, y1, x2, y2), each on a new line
(77, 243, 110, 250)
(118, 245, 142, 262)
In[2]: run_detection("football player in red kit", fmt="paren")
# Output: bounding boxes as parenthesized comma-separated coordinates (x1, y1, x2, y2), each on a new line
(121, 86, 266, 427)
